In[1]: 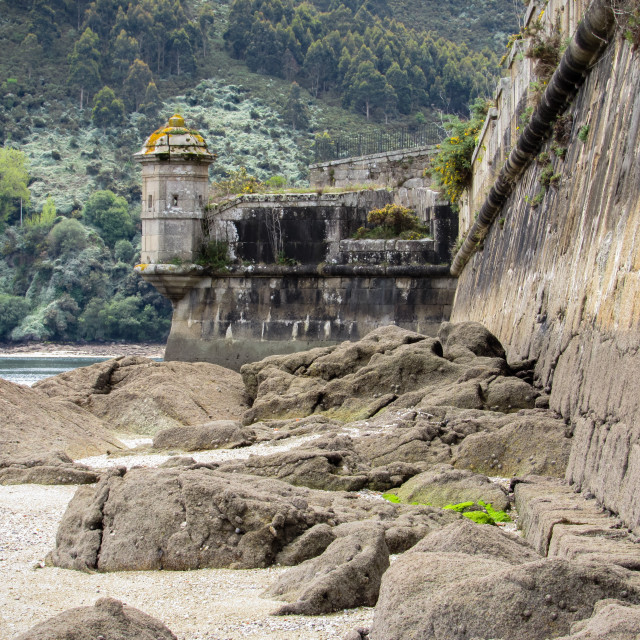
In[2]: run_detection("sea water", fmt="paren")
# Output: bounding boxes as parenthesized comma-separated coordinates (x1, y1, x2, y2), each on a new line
(0, 357, 112, 386)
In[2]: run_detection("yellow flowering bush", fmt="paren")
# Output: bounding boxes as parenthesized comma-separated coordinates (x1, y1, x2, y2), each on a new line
(212, 167, 264, 198)
(426, 98, 490, 208)
(355, 204, 430, 239)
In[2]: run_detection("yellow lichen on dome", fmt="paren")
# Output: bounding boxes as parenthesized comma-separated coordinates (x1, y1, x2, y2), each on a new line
(168, 114, 185, 127)
(134, 113, 214, 163)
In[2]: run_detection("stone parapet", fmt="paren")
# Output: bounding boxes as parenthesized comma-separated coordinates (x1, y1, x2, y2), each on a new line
(336, 238, 438, 266)
(309, 146, 437, 190)
(458, 0, 588, 237)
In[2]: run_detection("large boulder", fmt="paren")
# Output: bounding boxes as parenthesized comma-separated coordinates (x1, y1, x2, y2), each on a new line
(0, 452, 99, 485)
(241, 326, 467, 424)
(390, 464, 509, 511)
(0, 378, 123, 459)
(218, 435, 371, 491)
(48, 466, 458, 572)
(241, 324, 540, 426)
(265, 523, 389, 615)
(15, 597, 176, 640)
(410, 519, 540, 564)
(437, 321, 506, 362)
(34, 356, 246, 435)
(556, 600, 640, 639)
(218, 433, 423, 492)
(152, 420, 256, 451)
(452, 410, 571, 477)
(275, 523, 336, 566)
(370, 556, 640, 640)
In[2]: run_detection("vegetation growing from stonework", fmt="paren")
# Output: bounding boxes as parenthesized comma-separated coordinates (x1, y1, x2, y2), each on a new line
(196, 240, 231, 271)
(354, 204, 430, 239)
(426, 98, 490, 207)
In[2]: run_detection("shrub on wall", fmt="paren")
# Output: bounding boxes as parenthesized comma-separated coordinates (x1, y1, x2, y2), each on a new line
(355, 204, 430, 239)
(426, 98, 489, 208)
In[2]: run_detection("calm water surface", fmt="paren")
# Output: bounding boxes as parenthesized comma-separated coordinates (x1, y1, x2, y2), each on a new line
(0, 357, 112, 386)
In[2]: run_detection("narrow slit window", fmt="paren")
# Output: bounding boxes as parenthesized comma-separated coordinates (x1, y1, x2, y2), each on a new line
(172, 194, 179, 206)
(148, 194, 153, 210)
(198, 195, 203, 207)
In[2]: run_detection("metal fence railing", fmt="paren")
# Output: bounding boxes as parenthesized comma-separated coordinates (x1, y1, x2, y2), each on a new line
(313, 123, 442, 163)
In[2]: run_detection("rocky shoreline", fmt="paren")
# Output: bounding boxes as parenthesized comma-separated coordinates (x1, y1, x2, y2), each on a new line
(2, 322, 640, 640)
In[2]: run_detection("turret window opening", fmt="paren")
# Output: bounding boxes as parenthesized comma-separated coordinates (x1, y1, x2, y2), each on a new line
(148, 195, 153, 210)
(198, 195, 203, 207)
(172, 194, 179, 207)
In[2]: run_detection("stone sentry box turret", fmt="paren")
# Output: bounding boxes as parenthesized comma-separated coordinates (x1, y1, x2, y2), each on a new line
(134, 114, 215, 264)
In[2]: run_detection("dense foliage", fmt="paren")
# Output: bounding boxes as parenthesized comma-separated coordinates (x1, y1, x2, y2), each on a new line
(0, 186, 171, 343)
(427, 98, 490, 207)
(224, 0, 502, 117)
(355, 204, 430, 239)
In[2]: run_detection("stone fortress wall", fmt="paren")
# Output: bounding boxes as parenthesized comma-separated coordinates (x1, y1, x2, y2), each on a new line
(308, 145, 455, 241)
(148, 187, 456, 368)
(450, 0, 640, 532)
(137, 117, 460, 369)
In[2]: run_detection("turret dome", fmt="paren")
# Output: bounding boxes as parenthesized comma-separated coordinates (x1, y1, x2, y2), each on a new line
(134, 114, 215, 163)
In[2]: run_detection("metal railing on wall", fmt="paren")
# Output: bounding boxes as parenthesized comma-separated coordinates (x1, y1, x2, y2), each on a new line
(313, 123, 442, 163)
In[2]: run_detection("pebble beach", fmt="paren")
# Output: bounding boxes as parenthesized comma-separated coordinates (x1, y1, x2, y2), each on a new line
(0, 438, 374, 640)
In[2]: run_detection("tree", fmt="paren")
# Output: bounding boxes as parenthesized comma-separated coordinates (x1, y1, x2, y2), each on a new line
(123, 59, 153, 112)
(303, 39, 332, 97)
(92, 87, 125, 132)
(283, 82, 310, 131)
(26, 196, 56, 229)
(197, 3, 215, 58)
(385, 62, 411, 114)
(28, 0, 59, 47)
(0, 294, 30, 340)
(68, 28, 101, 109)
(345, 60, 386, 119)
(140, 81, 161, 118)
(223, 0, 253, 58)
(382, 82, 397, 123)
(114, 238, 135, 263)
(113, 30, 139, 85)
(20, 33, 43, 80)
(47, 218, 87, 257)
(168, 28, 196, 76)
(0, 148, 30, 226)
(83, 190, 134, 246)
(246, 18, 284, 76)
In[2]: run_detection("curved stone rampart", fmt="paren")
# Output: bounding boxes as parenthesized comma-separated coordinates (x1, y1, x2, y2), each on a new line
(451, 0, 617, 277)
(451, 6, 640, 532)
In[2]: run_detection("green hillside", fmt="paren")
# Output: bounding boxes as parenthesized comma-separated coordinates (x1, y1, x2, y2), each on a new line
(0, 0, 519, 344)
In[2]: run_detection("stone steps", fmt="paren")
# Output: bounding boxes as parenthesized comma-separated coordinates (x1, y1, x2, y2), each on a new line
(514, 476, 640, 570)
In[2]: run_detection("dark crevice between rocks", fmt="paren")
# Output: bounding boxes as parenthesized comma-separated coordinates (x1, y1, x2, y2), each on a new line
(89, 470, 125, 572)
